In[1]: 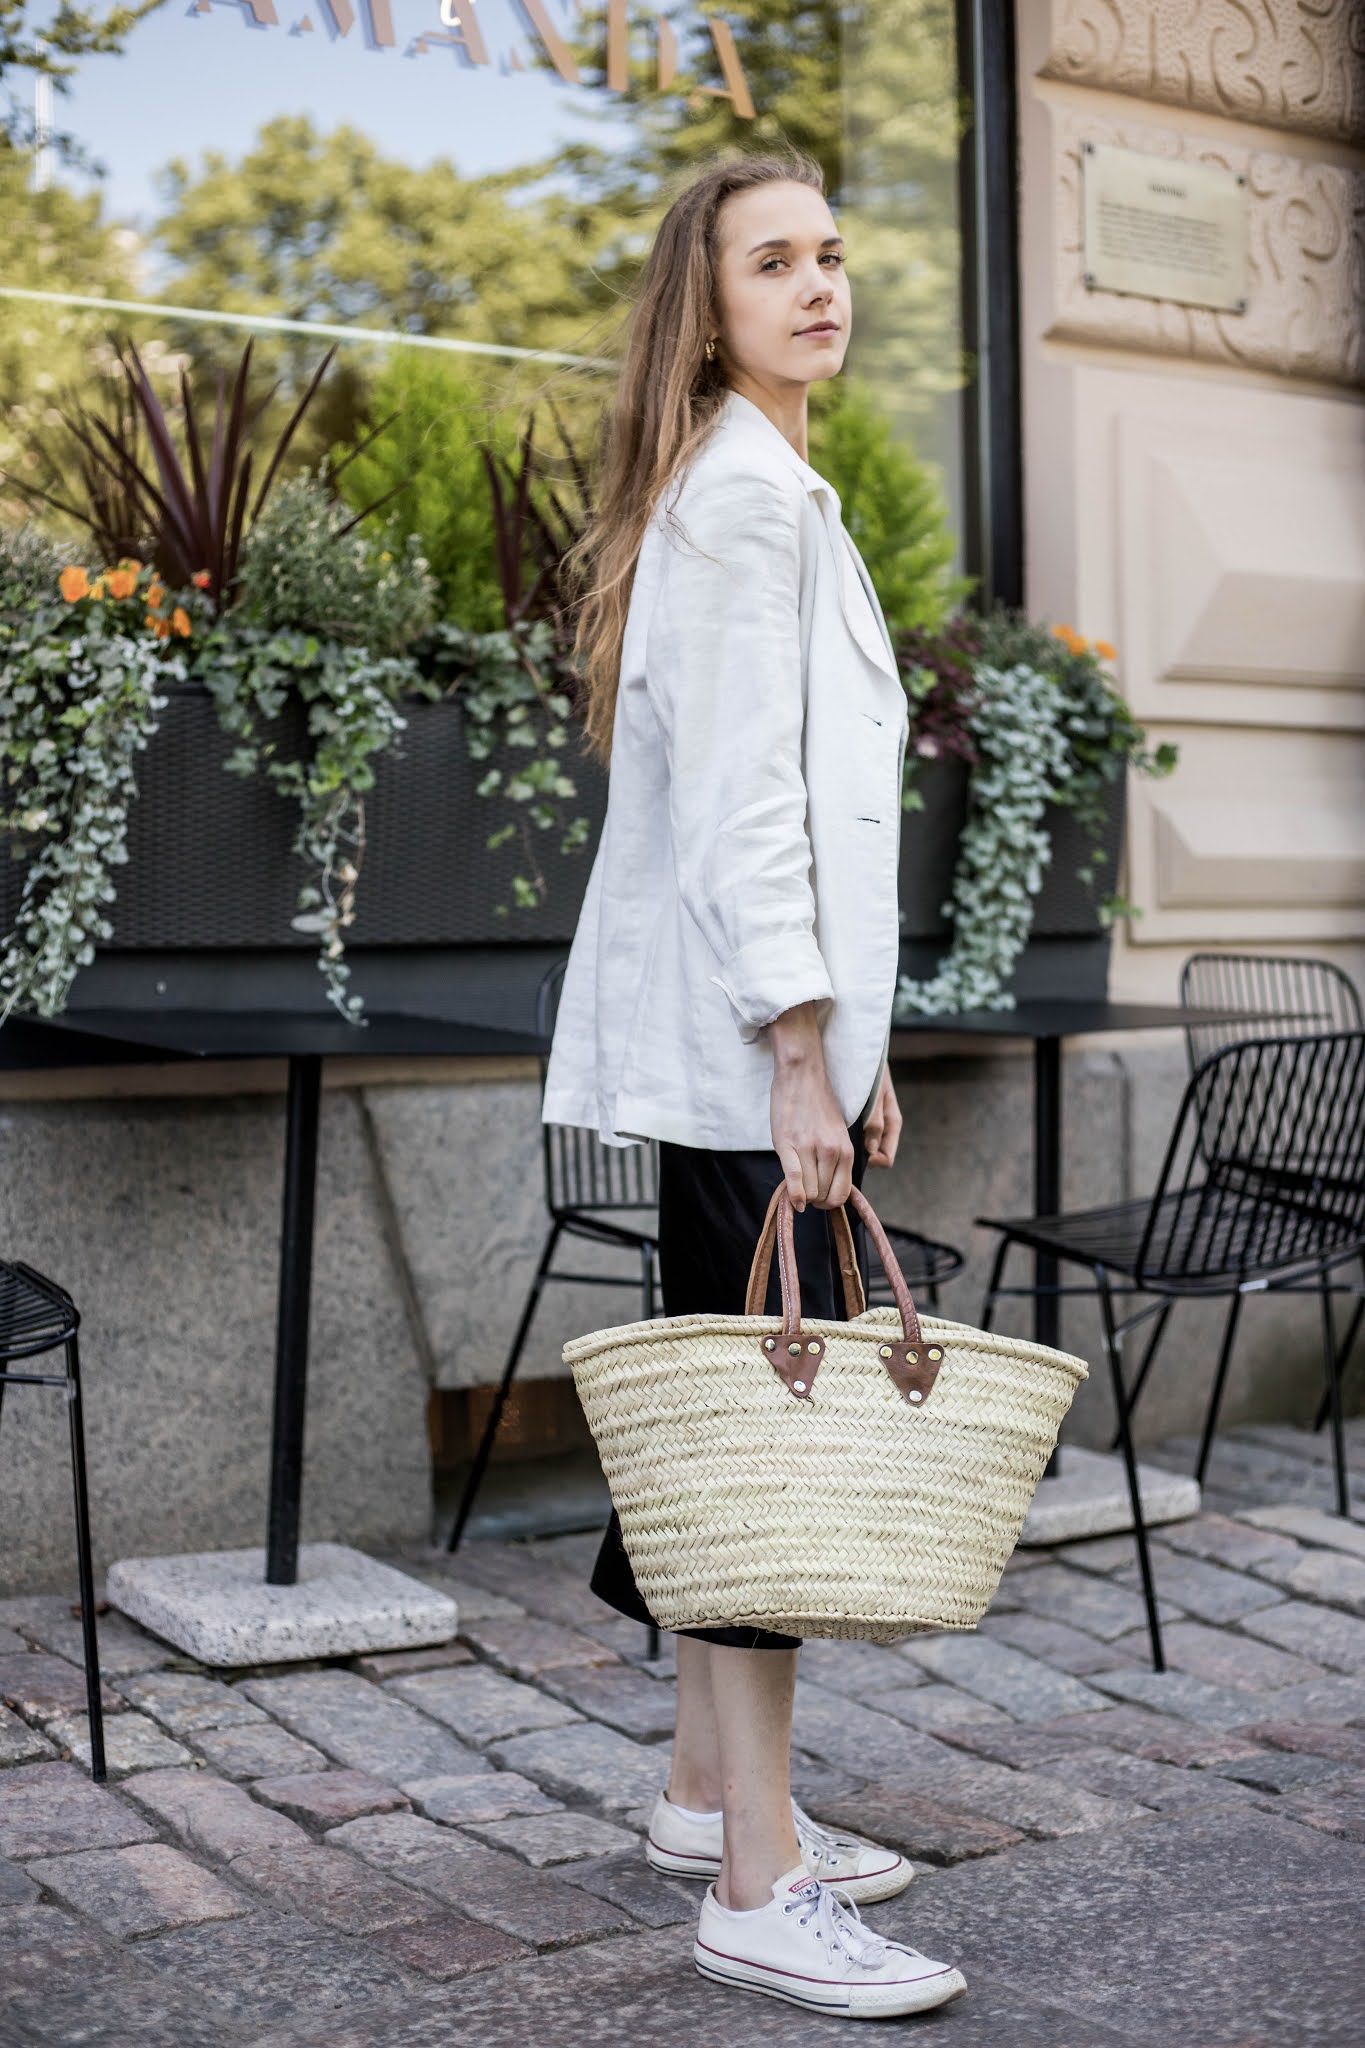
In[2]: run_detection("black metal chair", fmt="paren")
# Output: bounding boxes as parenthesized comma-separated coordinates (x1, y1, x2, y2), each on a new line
(867, 1228, 964, 1312)
(1181, 952, 1365, 1429)
(447, 962, 661, 1557)
(1180, 951, 1363, 1068)
(978, 1029, 1365, 1670)
(1, 1260, 105, 1779)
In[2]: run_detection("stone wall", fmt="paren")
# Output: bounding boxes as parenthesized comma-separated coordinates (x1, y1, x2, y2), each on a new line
(0, 1078, 432, 1592)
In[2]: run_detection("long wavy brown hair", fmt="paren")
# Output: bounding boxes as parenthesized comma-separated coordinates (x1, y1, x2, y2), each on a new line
(570, 150, 825, 763)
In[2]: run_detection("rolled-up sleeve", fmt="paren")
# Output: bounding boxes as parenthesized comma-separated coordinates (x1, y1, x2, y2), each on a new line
(645, 468, 834, 1042)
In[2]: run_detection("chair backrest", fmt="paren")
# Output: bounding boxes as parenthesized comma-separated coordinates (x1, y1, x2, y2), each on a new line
(1139, 1029, 1365, 1287)
(536, 960, 660, 1214)
(1180, 952, 1363, 1072)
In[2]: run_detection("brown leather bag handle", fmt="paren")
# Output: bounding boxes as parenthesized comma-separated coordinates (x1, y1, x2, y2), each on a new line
(746, 1184, 945, 1407)
(744, 1183, 866, 1323)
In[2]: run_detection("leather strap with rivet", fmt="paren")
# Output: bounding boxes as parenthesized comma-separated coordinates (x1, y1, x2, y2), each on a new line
(744, 1183, 944, 1406)
(845, 1185, 945, 1404)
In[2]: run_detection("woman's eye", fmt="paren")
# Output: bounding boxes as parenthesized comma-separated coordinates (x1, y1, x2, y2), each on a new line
(759, 251, 846, 273)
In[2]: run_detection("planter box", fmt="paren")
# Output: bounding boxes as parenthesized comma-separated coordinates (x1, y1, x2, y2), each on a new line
(0, 684, 608, 1016)
(898, 757, 1125, 1003)
(2, 687, 1124, 1018)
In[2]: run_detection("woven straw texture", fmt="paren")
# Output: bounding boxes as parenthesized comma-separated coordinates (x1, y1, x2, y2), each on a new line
(566, 1306, 1088, 1643)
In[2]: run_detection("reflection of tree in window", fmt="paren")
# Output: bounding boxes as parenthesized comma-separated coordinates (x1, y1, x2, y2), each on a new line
(144, 4, 961, 439)
(2, 0, 966, 587)
(555, 0, 966, 474)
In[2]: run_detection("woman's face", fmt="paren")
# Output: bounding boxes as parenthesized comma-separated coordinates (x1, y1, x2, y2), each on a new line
(710, 180, 850, 391)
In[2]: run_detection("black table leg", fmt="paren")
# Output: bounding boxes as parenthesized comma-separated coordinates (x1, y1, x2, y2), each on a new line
(266, 1054, 323, 1586)
(1034, 1035, 1063, 1478)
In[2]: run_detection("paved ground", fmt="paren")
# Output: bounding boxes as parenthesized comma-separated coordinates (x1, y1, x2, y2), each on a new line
(2, 1419, 1365, 2047)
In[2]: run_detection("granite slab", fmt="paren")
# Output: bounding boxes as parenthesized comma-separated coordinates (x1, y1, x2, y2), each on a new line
(105, 1545, 457, 1666)
(1018, 1448, 1201, 1545)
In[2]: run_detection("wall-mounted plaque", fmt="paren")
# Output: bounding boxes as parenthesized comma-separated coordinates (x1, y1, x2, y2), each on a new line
(1081, 143, 1249, 314)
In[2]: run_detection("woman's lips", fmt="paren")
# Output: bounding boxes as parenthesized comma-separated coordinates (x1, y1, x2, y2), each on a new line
(797, 324, 839, 336)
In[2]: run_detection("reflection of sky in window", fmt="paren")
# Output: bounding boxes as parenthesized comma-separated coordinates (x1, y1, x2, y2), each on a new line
(54, 0, 649, 227)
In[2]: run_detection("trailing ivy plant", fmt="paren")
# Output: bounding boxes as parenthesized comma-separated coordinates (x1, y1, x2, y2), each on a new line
(195, 630, 414, 1019)
(893, 616, 1178, 1018)
(0, 534, 189, 1022)
(194, 478, 436, 1019)
(418, 619, 589, 913)
(975, 613, 1176, 904)
(894, 661, 1071, 1017)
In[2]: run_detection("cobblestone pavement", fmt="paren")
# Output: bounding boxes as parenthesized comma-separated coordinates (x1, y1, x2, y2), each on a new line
(3, 1420, 1365, 2047)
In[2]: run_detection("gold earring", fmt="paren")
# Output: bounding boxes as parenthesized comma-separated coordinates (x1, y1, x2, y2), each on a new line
(704, 336, 717, 362)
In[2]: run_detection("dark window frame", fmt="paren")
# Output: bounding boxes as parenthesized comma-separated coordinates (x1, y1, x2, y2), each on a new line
(955, 0, 1024, 609)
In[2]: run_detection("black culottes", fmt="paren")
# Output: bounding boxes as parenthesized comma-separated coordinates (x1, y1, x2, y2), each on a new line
(589, 1121, 872, 1650)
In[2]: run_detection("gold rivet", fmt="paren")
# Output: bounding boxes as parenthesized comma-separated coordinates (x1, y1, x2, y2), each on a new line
(928, 1348, 942, 1362)
(807, 1341, 820, 1355)
(909, 1389, 923, 1403)
(788, 1342, 802, 1356)
(878, 1345, 892, 1359)
(764, 1338, 775, 1351)
(907, 1350, 919, 1364)
(793, 1379, 806, 1393)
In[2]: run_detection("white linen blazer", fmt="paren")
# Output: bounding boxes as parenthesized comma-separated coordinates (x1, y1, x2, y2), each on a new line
(542, 387, 909, 1151)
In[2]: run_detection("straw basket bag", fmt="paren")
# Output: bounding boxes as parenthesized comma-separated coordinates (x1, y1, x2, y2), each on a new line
(565, 1183, 1088, 1643)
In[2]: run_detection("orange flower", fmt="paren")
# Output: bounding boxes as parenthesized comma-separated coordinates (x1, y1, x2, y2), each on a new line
(191, 570, 212, 590)
(146, 613, 171, 638)
(106, 568, 138, 600)
(146, 582, 165, 610)
(118, 557, 143, 575)
(58, 566, 90, 603)
(1095, 639, 1117, 662)
(170, 607, 192, 639)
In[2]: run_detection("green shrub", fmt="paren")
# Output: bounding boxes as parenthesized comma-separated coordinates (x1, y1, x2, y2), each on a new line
(336, 351, 510, 633)
(235, 475, 435, 655)
(808, 378, 964, 637)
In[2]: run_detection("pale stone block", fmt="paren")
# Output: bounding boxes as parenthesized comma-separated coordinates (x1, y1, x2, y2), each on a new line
(107, 1545, 457, 1666)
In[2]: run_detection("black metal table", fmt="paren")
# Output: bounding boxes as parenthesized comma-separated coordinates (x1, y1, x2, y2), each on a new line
(890, 1000, 1248, 1473)
(1, 1007, 547, 1585)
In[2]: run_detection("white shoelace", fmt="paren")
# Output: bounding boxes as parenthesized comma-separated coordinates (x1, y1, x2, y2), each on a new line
(782, 1883, 897, 1971)
(792, 1802, 868, 1876)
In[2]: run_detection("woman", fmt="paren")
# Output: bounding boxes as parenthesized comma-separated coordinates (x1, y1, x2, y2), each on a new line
(543, 152, 966, 2019)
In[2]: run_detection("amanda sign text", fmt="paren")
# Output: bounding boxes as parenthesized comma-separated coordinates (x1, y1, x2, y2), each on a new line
(192, 0, 757, 119)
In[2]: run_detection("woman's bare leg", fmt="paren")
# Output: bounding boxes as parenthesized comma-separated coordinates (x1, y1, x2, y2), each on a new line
(710, 1644, 802, 1910)
(665, 1639, 803, 1907)
(667, 1636, 723, 1812)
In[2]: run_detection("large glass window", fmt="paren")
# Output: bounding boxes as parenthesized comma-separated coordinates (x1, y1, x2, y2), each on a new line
(4, 1, 966, 589)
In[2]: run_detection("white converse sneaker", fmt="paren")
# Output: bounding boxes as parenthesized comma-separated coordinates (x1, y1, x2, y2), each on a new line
(695, 1864, 966, 2017)
(647, 1794, 912, 1904)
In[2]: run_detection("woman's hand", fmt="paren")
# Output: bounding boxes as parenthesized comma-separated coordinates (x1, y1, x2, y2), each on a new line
(863, 1063, 902, 1170)
(767, 1001, 854, 1211)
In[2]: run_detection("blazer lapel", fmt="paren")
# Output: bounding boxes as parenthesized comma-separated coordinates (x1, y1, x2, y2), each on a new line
(845, 527, 900, 676)
(815, 494, 900, 682)
(715, 392, 902, 684)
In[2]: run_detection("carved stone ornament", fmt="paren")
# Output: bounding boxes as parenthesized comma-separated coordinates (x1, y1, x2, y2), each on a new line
(1042, 0, 1365, 149)
(1049, 110, 1364, 391)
